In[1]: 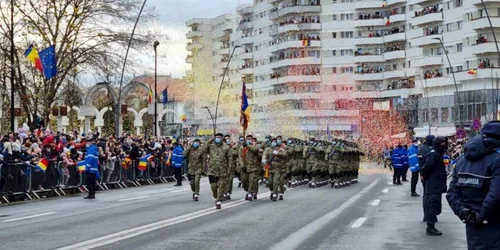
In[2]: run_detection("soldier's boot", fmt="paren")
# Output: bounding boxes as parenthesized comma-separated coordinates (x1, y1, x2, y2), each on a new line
(278, 193, 284, 200)
(309, 182, 316, 188)
(215, 201, 222, 209)
(334, 182, 340, 189)
(194, 194, 199, 201)
(253, 193, 257, 200)
(271, 193, 278, 202)
(265, 180, 269, 188)
(223, 193, 227, 200)
(346, 180, 351, 186)
(226, 193, 231, 200)
(192, 193, 195, 200)
(287, 180, 292, 187)
(258, 180, 263, 185)
(245, 193, 253, 201)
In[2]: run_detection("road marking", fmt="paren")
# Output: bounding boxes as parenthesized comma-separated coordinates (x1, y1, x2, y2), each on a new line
(269, 180, 379, 250)
(170, 189, 189, 193)
(371, 199, 380, 206)
(118, 196, 149, 202)
(3, 212, 57, 222)
(382, 188, 389, 193)
(351, 217, 367, 228)
(55, 190, 278, 250)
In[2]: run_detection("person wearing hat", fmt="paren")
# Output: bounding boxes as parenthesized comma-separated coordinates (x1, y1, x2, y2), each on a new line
(84, 137, 100, 199)
(241, 134, 262, 201)
(419, 134, 435, 222)
(447, 121, 500, 249)
(408, 138, 421, 197)
(420, 137, 448, 236)
(200, 133, 230, 209)
(184, 139, 205, 201)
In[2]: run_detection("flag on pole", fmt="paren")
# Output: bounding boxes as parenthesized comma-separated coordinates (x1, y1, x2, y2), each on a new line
(240, 82, 250, 130)
(148, 86, 154, 104)
(36, 158, 49, 173)
(39, 45, 58, 80)
(77, 160, 86, 173)
(384, 16, 391, 25)
(24, 45, 44, 74)
(162, 87, 168, 105)
(327, 125, 331, 140)
(467, 69, 477, 75)
(382, 0, 387, 7)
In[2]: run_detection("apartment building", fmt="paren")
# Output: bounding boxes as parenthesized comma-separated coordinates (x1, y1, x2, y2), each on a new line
(186, 0, 500, 138)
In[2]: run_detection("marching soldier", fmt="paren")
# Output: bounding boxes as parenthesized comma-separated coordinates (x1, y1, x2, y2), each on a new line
(225, 135, 238, 200)
(184, 139, 205, 201)
(241, 135, 261, 201)
(265, 138, 288, 201)
(200, 133, 230, 209)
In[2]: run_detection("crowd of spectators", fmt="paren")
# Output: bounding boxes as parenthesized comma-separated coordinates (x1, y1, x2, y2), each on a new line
(414, 5, 442, 17)
(423, 70, 443, 79)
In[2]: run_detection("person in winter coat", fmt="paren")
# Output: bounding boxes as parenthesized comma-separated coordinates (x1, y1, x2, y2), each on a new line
(401, 145, 409, 182)
(392, 145, 403, 185)
(171, 142, 185, 186)
(84, 137, 100, 199)
(408, 139, 421, 197)
(421, 137, 448, 236)
(447, 121, 500, 250)
(418, 135, 435, 221)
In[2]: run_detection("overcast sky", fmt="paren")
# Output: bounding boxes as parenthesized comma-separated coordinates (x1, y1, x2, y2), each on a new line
(132, 0, 253, 79)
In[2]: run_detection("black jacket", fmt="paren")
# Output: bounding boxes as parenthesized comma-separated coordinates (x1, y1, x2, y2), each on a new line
(421, 145, 447, 195)
(417, 143, 432, 169)
(447, 135, 500, 224)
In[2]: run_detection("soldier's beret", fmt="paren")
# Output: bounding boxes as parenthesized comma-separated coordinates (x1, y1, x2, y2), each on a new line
(215, 133, 224, 137)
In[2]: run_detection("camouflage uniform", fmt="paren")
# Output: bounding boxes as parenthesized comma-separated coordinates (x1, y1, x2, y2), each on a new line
(184, 145, 205, 195)
(241, 143, 261, 197)
(317, 143, 327, 185)
(304, 143, 322, 186)
(200, 139, 230, 201)
(226, 145, 239, 196)
(265, 146, 288, 198)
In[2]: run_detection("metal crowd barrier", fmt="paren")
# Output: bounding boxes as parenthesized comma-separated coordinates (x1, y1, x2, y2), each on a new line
(0, 155, 181, 204)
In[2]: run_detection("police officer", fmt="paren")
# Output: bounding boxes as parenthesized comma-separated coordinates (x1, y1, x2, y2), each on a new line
(408, 138, 420, 197)
(84, 137, 99, 199)
(419, 135, 435, 222)
(421, 137, 448, 236)
(447, 121, 500, 249)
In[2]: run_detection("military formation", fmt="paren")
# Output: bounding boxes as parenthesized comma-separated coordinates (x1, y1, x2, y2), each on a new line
(183, 133, 364, 209)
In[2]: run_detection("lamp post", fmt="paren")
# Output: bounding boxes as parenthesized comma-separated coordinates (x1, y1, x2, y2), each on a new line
(114, 0, 148, 138)
(10, 0, 14, 132)
(214, 45, 241, 134)
(202, 106, 215, 135)
(432, 37, 463, 128)
(153, 41, 159, 137)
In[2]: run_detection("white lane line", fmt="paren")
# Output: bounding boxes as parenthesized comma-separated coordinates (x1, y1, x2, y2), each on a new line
(382, 188, 389, 193)
(387, 182, 393, 185)
(3, 212, 57, 222)
(371, 199, 380, 206)
(55, 189, 283, 250)
(351, 217, 367, 228)
(170, 189, 190, 193)
(118, 196, 149, 202)
(269, 180, 380, 250)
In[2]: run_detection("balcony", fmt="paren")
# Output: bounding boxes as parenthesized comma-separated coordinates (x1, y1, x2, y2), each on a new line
(241, 67, 253, 75)
(238, 6, 253, 15)
(186, 43, 203, 51)
(186, 56, 193, 64)
(354, 55, 385, 63)
(239, 36, 253, 45)
(423, 77, 454, 88)
(384, 50, 405, 60)
(471, 17, 500, 30)
(186, 31, 202, 39)
(390, 14, 406, 23)
(273, 57, 322, 68)
(354, 37, 384, 45)
(354, 73, 385, 81)
(277, 40, 321, 50)
(380, 88, 412, 98)
(186, 18, 205, 27)
(388, 0, 406, 5)
(471, 42, 499, 55)
(277, 75, 322, 84)
(240, 52, 253, 60)
(270, 5, 322, 20)
(413, 56, 443, 67)
(278, 23, 322, 34)
(411, 0, 435, 5)
(355, 0, 387, 9)
(412, 12, 443, 26)
(455, 68, 500, 82)
(238, 21, 253, 31)
(411, 34, 441, 47)
(472, 0, 499, 5)
(384, 32, 406, 43)
(354, 19, 385, 27)
(384, 70, 406, 79)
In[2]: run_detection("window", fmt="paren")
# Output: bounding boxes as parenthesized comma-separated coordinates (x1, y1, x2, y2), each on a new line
(446, 1, 452, 10)
(431, 108, 438, 123)
(332, 32, 337, 38)
(447, 23, 453, 32)
(456, 43, 463, 52)
(340, 31, 353, 38)
(340, 49, 353, 56)
(455, 0, 462, 7)
(457, 65, 463, 71)
(332, 50, 337, 56)
(456, 21, 462, 30)
(441, 108, 449, 123)
(333, 67, 337, 74)
(422, 109, 429, 123)
(341, 14, 353, 20)
(333, 14, 337, 21)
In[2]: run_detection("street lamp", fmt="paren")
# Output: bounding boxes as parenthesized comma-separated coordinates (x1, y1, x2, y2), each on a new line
(153, 41, 159, 137)
(214, 45, 241, 134)
(432, 37, 463, 128)
(202, 106, 215, 135)
(114, 0, 148, 138)
(10, 0, 14, 131)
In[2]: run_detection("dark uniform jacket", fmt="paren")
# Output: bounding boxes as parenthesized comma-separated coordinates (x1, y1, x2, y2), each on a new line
(421, 146, 447, 195)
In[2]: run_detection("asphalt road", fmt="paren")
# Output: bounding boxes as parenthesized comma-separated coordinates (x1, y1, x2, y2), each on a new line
(0, 170, 467, 250)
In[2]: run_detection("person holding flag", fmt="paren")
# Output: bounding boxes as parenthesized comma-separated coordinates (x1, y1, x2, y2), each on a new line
(84, 137, 100, 199)
(241, 135, 261, 201)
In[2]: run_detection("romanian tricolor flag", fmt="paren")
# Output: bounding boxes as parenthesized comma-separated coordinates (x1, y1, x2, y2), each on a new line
(181, 115, 187, 123)
(240, 82, 250, 130)
(302, 39, 311, 47)
(121, 156, 131, 169)
(36, 158, 48, 173)
(385, 16, 391, 25)
(467, 69, 477, 75)
(148, 86, 154, 104)
(77, 160, 86, 173)
(138, 154, 151, 171)
(382, 0, 387, 7)
(24, 45, 44, 74)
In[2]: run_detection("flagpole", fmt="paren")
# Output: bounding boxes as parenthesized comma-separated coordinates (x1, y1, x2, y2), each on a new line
(10, 0, 15, 132)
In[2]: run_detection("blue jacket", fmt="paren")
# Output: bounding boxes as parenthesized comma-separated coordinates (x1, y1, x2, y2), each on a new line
(171, 146, 184, 169)
(408, 144, 419, 172)
(392, 147, 403, 169)
(401, 148, 409, 167)
(85, 144, 100, 179)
